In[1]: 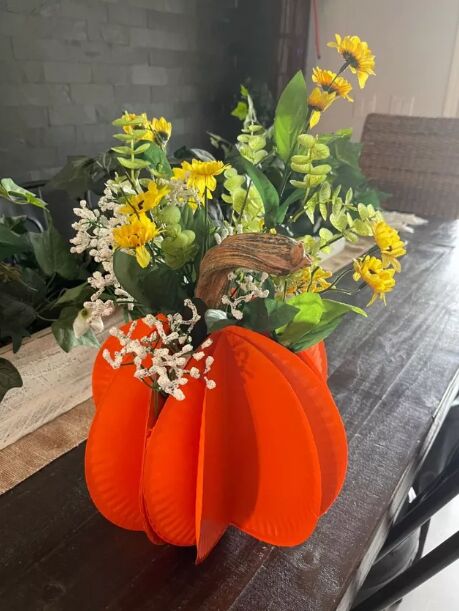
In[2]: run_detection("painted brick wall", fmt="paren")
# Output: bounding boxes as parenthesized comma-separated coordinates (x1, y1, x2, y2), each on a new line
(0, 0, 239, 183)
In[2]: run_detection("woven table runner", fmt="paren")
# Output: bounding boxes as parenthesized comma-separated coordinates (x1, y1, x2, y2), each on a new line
(0, 211, 426, 494)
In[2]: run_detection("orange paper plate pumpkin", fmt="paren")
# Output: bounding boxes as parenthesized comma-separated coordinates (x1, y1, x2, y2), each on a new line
(86, 322, 347, 561)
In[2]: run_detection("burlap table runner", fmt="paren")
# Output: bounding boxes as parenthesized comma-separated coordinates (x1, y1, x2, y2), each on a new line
(0, 211, 426, 494)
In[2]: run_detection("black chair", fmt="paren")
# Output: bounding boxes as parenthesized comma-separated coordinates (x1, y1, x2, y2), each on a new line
(352, 404, 459, 611)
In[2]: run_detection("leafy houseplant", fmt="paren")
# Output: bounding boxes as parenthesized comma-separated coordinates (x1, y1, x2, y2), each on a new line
(0, 179, 104, 401)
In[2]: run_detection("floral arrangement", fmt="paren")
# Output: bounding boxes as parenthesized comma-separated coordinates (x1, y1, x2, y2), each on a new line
(82, 35, 407, 560)
(72, 34, 403, 401)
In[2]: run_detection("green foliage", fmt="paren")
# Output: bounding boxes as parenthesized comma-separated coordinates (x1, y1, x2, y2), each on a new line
(140, 142, 172, 177)
(229, 152, 280, 228)
(206, 298, 299, 336)
(0, 178, 46, 208)
(30, 215, 84, 281)
(45, 152, 117, 199)
(0, 224, 30, 260)
(319, 129, 388, 207)
(0, 196, 92, 358)
(52, 306, 99, 353)
(276, 293, 325, 346)
(273, 71, 308, 163)
(113, 250, 188, 313)
(277, 295, 367, 351)
(231, 100, 249, 121)
(55, 282, 93, 306)
(0, 290, 36, 352)
(0, 357, 23, 403)
(241, 298, 299, 333)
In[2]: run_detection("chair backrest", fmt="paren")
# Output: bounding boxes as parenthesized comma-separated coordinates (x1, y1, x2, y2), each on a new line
(360, 114, 459, 220)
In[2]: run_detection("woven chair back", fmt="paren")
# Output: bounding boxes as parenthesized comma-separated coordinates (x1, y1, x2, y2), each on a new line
(360, 113, 459, 220)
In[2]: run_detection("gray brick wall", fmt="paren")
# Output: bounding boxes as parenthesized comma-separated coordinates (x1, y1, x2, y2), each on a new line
(0, 0, 238, 182)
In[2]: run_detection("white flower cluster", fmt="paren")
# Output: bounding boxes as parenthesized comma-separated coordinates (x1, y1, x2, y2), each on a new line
(164, 176, 200, 208)
(221, 271, 269, 320)
(70, 182, 134, 333)
(214, 223, 244, 245)
(103, 299, 215, 401)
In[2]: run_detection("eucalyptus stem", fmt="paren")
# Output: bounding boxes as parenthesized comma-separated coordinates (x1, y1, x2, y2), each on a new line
(279, 108, 313, 200)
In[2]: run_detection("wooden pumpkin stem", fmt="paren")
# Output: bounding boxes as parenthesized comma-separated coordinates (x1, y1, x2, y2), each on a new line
(195, 233, 311, 308)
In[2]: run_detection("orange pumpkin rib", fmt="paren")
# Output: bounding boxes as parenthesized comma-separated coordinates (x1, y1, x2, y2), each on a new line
(298, 341, 328, 380)
(86, 320, 161, 537)
(85, 369, 152, 531)
(142, 373, 207, 547)
(92, 319, 155, 408)
(195, 327, 323, 562)
(236, 328, 347, 514)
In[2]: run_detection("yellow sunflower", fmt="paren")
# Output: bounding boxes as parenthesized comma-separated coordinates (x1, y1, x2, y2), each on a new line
(307, 87, 336, 128)
(373, 221, 406, 272)
(151, 116, 172, 145)
(312, 67, 353, 101)
(119, 181, 169, 215)
(172, 159, 226, 201)
(327, 34, 375, 88)
(113, 214, 159, 268)
(353, 255, 395, 305)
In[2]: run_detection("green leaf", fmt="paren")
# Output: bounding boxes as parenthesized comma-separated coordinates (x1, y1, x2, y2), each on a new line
(291, 317, 343, 351)
(51, 306, 99, 353)
(290, 298, 367, 351)
(0, 291, 36, 352)
(1, 267, 46, 307)
(112, 115, 144, 127)
(113, 250, 187, 313)
(111, 145, 132, 155)
(273, 71, 308, 163)
(0, 178, 47, 208)
(55, 282, 92, 307)
(231, 100, 249, 121)
(141, 142, 172, 177)
(116, 156, 150, 170)
(134, 142, 151, 155)
(0, 214, 29, 234)
(277, 188, 304, 223)
(228, 152, 280, 228)
(276, 292, 325, 346)
(321, 298, 367, 319)
(241, 297, 299, 333)
(0, 224, 30, 260)
(29, 217, 83, 280)
(330, 211, 348, 232)
(0, 357, 23, 403)
(264, 298, 299, 329)
(45, 151, 117, 199)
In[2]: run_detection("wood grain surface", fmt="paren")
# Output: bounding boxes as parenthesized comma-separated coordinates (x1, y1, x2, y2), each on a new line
(1, 220, 458, 611)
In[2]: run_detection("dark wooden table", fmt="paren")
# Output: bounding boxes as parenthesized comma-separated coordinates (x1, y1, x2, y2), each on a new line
(1, 220, 459, 611)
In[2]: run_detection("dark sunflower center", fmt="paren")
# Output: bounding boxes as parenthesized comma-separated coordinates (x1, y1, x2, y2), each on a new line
(154, 131, 169, 144)
(343, 51, 360, 69)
